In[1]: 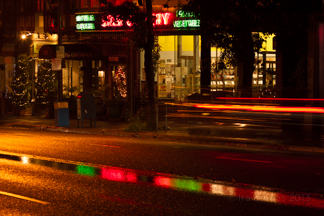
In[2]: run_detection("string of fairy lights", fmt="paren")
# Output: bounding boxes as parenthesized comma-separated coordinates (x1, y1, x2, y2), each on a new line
(10, 54, 32, 108)
(115, 66, 127, 98)
(8, 57, 127, 109)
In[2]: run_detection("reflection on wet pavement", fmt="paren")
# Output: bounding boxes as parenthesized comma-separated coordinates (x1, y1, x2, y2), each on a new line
(1, 153, 324, 209)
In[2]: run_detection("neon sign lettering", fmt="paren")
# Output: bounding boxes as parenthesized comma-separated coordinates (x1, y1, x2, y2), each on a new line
(75, 11, 199, 30)
(101, 13, 171, 28)
(173, 19, 200, 28)
(76, 23, 95, 30)
(101, 15, 133, 27)
(76, 14, 95, 22)
(76, 14, 96, 30)
(152, 13, 171, 26)
(176, 10, 195, 18)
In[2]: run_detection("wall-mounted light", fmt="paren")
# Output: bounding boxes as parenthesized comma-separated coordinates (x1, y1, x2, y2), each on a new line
(21, 32, 33, 39)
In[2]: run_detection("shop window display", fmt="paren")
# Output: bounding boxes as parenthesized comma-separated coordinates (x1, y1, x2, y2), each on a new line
(140, 34, 276, 100)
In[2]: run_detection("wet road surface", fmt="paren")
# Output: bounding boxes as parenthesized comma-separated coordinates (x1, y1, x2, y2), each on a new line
(0, 127, 324, 215)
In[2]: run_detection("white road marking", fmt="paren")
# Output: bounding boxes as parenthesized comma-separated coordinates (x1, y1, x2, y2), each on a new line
(0, 191, 50, 204)
(215, 156, 273, 163)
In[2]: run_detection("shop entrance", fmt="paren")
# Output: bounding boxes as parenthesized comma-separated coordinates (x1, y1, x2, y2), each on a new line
(110, 64, 126, 98)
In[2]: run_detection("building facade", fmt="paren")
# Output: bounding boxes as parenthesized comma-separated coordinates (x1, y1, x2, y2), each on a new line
(0, 0, 323, 116)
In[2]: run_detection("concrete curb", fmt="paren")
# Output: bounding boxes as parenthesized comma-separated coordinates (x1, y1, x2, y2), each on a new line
(2, 123, 324, 156)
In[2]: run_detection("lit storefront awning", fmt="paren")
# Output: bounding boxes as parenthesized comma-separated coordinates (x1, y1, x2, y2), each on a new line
(38, 44, 102, 59)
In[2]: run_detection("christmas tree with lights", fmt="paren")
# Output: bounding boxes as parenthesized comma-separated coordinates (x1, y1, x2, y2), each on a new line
(11, 54, 32, 112)
(115, 66, 127, 98)
(35, 60, 57, 109)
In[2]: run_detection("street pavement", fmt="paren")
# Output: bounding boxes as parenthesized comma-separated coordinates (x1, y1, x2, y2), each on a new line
(1, 113, 324, 156)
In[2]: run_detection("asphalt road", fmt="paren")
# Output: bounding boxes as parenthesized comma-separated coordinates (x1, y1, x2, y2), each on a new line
(0, 127, 324, 215)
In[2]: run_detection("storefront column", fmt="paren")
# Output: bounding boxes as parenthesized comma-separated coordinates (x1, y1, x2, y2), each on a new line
(193, 35, 200, 93)
(200, 33, 211, 97)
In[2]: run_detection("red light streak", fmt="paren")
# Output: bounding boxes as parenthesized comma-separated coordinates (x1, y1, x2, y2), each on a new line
(216, 97, 324, 101)
(236, 188, 254, 200)
(202, 183, 211, 192)
(154, 176, 171, 188)
(215, 156, 273, 163)
(194, 104, 324, 113)
(101, 168, 124, 181)
(126, 173, 137, 182)
(101, 168, 138, 183)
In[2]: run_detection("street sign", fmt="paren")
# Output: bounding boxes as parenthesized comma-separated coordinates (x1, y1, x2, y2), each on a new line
(56, 46, 65, 59)
(51, 58, 62, 71)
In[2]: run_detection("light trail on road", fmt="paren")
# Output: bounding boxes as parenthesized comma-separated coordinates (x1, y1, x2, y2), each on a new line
(0, 151, 323, 209)
(214, 156, 274, 163)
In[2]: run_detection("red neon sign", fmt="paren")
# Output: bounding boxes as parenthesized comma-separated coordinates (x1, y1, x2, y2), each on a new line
(152, 13, 171, 26)
(101, 13, 172, 28)
(101, 15, 133, 27)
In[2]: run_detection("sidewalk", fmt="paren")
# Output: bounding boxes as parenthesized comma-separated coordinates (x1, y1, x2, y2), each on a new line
(1, 114, 324, 156)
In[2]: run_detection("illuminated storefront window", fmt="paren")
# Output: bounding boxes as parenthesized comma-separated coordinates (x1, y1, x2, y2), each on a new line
(140, 35, 201, 100)
(139, 34, 276, 99)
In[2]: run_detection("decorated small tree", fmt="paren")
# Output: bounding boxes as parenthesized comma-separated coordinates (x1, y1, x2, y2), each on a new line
(11, 54, 32, 114)
(115, 66, 127, 98)
(35, 60, 57, 110)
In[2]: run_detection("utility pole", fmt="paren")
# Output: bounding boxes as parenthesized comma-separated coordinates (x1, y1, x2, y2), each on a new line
(57, 0, 63, 102)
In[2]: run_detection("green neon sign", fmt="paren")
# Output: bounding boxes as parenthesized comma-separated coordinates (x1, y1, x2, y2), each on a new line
(76, 23, 95, 30)
(76, 14, 96, 30)
(173, 19, 200, 28)
(76, 14, 95, 22)
(176, 10, 195, 18)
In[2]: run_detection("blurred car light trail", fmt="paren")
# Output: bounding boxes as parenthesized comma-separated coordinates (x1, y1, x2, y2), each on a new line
(194, 104, 324, 113)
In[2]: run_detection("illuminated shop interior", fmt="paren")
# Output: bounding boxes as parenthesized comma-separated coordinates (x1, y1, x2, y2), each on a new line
(140, 34, 276, 100)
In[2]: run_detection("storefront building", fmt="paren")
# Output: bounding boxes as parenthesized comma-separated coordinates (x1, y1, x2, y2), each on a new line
(0, 0, 284, 116)
(74, 8, 277, 102)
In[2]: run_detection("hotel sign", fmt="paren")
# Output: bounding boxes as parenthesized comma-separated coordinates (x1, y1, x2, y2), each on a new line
(76, 14, 96, 30)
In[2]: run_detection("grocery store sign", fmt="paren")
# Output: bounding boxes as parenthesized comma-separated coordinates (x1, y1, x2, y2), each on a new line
(75, 11, 199, 32)
(173, 10, 200, 28)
